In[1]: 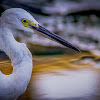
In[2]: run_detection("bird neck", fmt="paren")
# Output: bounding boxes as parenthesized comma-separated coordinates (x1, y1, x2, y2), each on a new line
(0, 27, 18, 64)
(0, 25, 27, 65)
(0, 24, 32, 69)
(0, 24, 33, 98)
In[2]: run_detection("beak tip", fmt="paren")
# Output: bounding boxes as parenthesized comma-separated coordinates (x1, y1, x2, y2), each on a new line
(70, 45, 80, 52)
(74, 47, 81, 52)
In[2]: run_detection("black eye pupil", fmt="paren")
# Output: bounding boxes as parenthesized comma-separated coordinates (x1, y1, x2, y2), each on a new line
(23, 20, 26, 22)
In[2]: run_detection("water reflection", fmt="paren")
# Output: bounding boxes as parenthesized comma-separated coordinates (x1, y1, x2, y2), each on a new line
(0, 53, 100, 100)
(30, 69, 100, 100)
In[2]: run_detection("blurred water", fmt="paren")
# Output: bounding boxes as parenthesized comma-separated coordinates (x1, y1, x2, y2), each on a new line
(31, 69, 99, 100)
(18, 53, 100, 100)
(1, 52, 100, 100)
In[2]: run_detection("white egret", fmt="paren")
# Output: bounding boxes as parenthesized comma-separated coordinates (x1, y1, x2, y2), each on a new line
(0, 8, 80, 100)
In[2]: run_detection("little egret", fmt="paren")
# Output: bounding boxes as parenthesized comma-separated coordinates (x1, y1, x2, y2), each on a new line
(0, 8, 80, 100)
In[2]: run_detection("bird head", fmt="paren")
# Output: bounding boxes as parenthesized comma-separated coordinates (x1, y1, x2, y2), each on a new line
(1, 8, 80, 52)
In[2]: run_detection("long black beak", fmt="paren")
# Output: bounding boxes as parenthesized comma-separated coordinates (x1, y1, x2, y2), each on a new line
(30, 24, 80, 52)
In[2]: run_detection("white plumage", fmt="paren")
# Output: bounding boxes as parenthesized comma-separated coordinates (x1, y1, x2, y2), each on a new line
(0, 8, 34, 100)
(0, 8, 79, 100)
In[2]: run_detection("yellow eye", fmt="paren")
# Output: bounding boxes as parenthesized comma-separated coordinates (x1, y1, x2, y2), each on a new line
(23, 20, 26, 23)
(21, 18, 30, 27)
(21, 19, 27, 23)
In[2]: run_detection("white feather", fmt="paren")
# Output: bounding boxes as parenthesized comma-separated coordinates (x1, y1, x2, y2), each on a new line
(0, 8, 35, 100)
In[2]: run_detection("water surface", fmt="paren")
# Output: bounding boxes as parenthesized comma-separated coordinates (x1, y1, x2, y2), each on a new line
(0, 52, 100, 100)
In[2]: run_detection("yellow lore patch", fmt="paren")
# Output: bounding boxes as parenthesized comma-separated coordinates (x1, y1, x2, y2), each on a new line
(21, 18, 39, 28)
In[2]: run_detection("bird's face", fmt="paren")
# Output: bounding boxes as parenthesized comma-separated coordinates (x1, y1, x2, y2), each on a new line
(21, 18, 80, 52)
